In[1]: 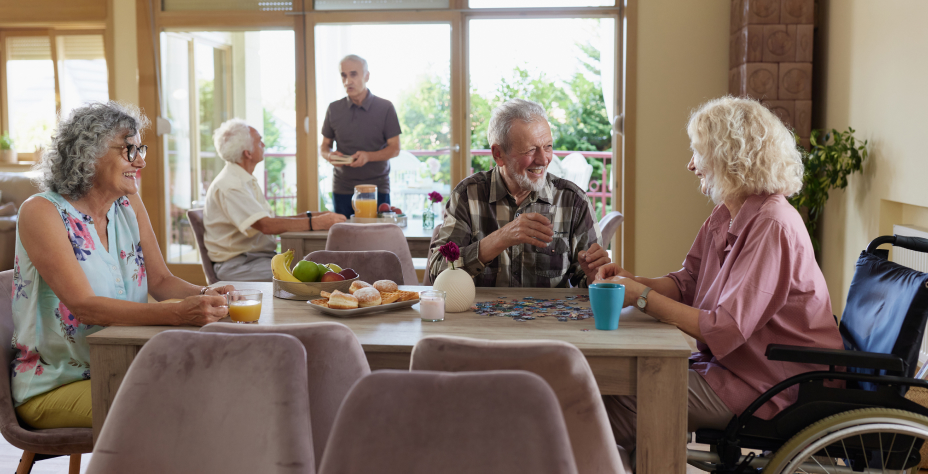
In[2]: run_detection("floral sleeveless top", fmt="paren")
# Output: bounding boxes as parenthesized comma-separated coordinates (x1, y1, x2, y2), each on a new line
(10, 191, 149, 406)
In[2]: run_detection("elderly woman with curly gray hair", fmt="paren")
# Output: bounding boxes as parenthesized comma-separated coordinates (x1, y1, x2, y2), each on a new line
(594, 97, 844, 454)
(11, 101, 234, 429)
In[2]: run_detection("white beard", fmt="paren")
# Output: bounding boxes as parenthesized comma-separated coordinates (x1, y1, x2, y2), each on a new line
(513, 168, 547, 194)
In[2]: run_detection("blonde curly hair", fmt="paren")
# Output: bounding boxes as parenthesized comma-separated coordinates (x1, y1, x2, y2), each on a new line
(687, 96, 803, 205)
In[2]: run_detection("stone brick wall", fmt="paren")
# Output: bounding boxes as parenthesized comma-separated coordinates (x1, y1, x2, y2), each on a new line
(729, 0, 814, 148)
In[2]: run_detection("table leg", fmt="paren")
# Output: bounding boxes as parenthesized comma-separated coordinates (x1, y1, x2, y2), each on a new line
(636, 356, 687, 473)
(90, 344, 139, 444)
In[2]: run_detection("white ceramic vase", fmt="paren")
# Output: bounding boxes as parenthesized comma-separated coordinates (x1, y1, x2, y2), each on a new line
(432, 263, 475, 313)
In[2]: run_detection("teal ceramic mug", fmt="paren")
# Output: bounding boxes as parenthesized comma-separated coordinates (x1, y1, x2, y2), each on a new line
(589, 283, 625, 330)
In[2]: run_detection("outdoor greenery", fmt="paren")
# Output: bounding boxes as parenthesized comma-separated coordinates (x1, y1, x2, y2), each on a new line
(0, 132, 13, 150)
(789, 127, 869, 253)
(395, 39, 613, 218)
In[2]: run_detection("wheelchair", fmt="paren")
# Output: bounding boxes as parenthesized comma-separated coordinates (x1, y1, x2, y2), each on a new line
(687, 235, 928, 473)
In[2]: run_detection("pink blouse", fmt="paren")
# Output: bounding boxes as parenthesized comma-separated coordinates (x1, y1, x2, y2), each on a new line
(667, 194, 843, 419)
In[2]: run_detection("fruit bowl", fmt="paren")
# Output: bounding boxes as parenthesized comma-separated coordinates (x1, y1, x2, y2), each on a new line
(273, 275, 360, 300)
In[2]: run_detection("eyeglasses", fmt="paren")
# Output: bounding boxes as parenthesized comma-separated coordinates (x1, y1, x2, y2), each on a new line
(111, 144, 148, 162)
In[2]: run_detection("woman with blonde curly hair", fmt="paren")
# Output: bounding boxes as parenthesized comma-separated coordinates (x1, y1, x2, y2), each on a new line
(595, 96, 843, 453)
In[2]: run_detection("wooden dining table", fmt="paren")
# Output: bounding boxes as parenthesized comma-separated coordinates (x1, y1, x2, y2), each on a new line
(280, 218, 434, 259)
(88, 283, 692, 473)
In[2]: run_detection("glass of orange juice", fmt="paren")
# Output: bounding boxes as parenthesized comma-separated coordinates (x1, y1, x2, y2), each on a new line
(351, 184, 378, 218)
(226, 289, 262, 324)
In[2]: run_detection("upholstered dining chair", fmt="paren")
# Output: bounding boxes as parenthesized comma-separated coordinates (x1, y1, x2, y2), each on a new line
(598, 211, 624, 250)
(0, 270, 93, 474)
(87, 331, 314, 474)
(305, 250, 404, 285)
(318, 370, 578, 474)
(201, 321, 371, 469)
(325, 223, 418, 285)
(410, 336, 628, 474)
(185, 208, 219, 285)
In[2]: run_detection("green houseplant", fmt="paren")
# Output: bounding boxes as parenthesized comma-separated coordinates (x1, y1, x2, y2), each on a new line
(788, 127, 869, 253)
(0, 132, 17, 164)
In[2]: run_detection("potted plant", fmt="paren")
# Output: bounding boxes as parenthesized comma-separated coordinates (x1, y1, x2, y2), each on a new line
(789, 127, 869, 254)
(0, 133, 16, 164)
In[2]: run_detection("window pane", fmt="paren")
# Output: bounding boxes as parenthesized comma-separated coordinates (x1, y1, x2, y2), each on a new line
(314, 23, 451, 218)
(162, 0, 293, 11)
(161, 33, 194, 263)
(469, 18, 615, 222)
(58, 35, 109, 119)
(469, 0, 613, 7)
(5, 36, 56, 153)
(314, 0, 448, 10)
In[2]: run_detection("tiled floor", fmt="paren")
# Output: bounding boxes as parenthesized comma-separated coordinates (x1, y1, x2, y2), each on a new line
(0, 439, 91, 474)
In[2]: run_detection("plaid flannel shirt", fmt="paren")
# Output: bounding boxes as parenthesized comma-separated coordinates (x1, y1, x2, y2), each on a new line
(428, 168, 602, 288)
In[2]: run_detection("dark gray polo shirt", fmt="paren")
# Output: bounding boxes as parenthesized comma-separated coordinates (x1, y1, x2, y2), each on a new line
(321, 90, 402, 194)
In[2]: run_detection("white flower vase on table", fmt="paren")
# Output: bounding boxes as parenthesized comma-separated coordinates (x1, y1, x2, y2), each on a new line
(431, 243, 475, 313)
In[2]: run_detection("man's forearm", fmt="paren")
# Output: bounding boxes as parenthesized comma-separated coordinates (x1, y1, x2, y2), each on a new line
(253, 216, 309, 235)
(476, 232, 507, 265)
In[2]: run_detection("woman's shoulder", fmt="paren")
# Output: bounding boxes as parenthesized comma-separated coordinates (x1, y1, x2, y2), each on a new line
(749, 194, 807, 238)
(19, 191, 64, 216)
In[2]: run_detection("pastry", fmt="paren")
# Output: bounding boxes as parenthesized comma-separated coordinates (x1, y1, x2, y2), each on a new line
(354, 287, 382, 307)
(327, 290, 359, 310)
(349, 280, 372, 294)
(373, 280, 398, 293)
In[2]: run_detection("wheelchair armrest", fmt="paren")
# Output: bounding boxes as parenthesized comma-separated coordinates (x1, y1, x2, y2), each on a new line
(765, 344, 905, 372)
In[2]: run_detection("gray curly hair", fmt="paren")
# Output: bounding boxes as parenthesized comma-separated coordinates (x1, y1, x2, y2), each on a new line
(34, 101, 150, 200)
(487, 99, 549, 153)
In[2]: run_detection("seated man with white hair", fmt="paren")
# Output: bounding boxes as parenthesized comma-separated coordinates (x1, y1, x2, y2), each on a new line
(426, 99, 609, 287)
(204, 119, 345, 281)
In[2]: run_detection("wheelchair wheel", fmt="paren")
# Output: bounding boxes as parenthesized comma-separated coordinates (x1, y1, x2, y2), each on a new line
(763, 408, 928, 473)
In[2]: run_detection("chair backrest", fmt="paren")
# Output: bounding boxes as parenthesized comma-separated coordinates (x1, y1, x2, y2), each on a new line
(0, 270, 93, 455)
(325, 223, 417, 285)
(318, 370, 578, 474)
(559, 153, 594, 192)
(186, 208, 219, 285)
(200, 321, 371, 469)
(410, 336, 624, 474)
(88, 331, 314, 474)
(421, 225, 442, 285)
(840, 240, 928, 387)
(305, 250, 404, 285)
(598, 211, 624, 249)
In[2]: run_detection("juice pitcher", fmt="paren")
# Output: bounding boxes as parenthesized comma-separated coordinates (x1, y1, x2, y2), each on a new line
(351, 184, 378, 218)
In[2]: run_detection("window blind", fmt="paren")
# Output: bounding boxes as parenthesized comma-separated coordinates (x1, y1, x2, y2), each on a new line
(7, 36, 52, 61)
(59, 35, 106, 61)
(162, 0, 293, 11)
(314, 0, 449, 10)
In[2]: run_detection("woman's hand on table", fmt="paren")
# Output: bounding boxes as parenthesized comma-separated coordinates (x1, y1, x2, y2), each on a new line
(594, 263, 635, 281)
(592, 275, 646, 307)
(204, 285, 235, 296)
(173, 294, 229, 326)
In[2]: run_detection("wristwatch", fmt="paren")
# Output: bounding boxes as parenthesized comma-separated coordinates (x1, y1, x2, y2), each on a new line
(636, 287, 652, 313)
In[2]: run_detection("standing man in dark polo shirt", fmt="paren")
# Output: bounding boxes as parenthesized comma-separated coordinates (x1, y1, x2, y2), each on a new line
(320, 54, 402, 218)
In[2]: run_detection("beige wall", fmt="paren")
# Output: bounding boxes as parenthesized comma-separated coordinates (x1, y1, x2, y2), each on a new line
(110, 0, 139, 106)
(818, 0, 928, 315)
(630, 0, 729, 277)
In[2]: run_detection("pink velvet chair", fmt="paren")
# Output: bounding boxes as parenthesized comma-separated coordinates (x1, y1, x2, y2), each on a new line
(87, 330, 314, 474)
(0, 270, 92, 474)
(318, 370, 578, 474)
(410, 336, 627, 474)
(186, 208, 219, 285)
(325, 223, 417, 285)
(201, 321, 371, 469)
(305, 250, 404, 284)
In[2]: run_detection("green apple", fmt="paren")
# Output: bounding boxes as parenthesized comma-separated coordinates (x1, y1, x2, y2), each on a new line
(292, 260, 321, 282)
(325, 263, 343, 273)
(314, 262, 330, 277)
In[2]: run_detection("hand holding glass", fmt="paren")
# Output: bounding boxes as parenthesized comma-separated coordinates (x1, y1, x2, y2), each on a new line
(226, 289, 263, 323)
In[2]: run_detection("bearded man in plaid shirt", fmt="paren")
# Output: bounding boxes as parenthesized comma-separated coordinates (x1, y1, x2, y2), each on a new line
(427, 99, 610, 288)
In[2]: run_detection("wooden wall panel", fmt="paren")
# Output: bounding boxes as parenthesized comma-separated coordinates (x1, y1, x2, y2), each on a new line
(0, 0, 106, 26)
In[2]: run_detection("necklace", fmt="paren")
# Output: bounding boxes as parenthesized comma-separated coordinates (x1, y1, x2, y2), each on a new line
(730, 217, 733, 228)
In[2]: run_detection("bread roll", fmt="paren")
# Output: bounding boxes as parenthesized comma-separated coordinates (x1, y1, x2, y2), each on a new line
(354, 287, 382, 307)
(327, 290, 359, 310)
(349, 280, 372, 294)
(373, 280, 398, 293)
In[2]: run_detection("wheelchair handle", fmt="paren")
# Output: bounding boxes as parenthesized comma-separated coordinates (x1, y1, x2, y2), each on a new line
(867, 234, 928, 254)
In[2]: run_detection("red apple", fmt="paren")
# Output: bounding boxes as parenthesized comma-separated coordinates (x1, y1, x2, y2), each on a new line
(378, 203, 391, 212)
(390, 206, 403, 215)
(339, 268, 359, 280)
(320, 271, 346, 282)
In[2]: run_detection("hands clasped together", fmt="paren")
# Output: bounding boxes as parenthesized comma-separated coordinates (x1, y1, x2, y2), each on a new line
(326, 150, 372, 168)
(594, 263, 646, 307)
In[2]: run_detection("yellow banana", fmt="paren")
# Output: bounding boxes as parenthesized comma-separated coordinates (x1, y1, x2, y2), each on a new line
(272, 250, 300, 282)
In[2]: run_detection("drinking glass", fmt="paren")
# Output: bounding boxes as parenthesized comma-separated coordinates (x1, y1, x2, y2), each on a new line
(226, 289, 263, 324)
